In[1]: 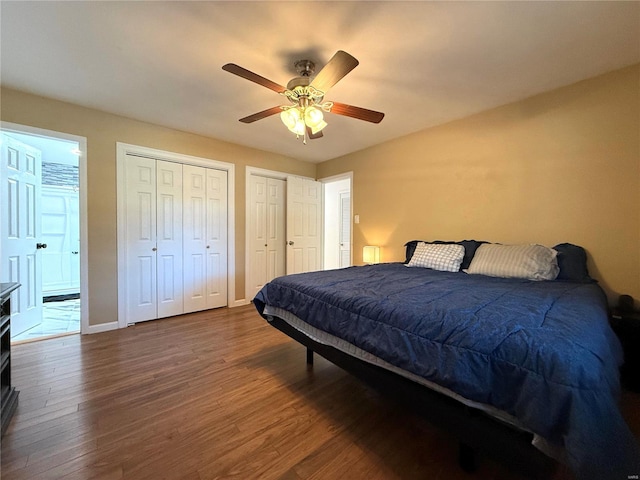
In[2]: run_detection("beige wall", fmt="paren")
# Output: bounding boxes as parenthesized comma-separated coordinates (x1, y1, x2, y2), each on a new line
(2, 63, 638, 327)
(0, 88, 315, 326)
(318, 64, 640, 304)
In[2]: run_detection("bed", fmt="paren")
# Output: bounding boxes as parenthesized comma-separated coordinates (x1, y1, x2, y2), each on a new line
(253, 241, 639, 480)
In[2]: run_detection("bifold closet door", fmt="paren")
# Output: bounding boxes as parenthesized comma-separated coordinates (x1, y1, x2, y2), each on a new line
(183, 165, 228, 313)
(155, 160, 184, 318)
(124, 156, 183, 323)
(247, 175, 285, 300)
(205, 168, 228, 309)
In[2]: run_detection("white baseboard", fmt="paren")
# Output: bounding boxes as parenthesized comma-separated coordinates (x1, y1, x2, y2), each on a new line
(84, 303, 251, 333)
(84, 321, 119, 335)
(231, 299, 251, 308)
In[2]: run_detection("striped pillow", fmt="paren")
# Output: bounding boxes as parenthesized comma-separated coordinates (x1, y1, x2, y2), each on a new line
(406, 242, 465, 272)
(465, 244, 559, 281)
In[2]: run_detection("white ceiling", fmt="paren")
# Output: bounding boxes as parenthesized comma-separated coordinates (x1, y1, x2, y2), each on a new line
(1, 1, 638, 164)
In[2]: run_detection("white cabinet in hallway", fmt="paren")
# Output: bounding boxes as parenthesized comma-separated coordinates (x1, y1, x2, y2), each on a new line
(41, 184, 80, 296)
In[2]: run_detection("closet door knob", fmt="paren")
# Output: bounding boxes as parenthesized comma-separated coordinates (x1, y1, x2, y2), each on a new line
(288, 241, 294, 246)
(152, 247, 157, 252)
(36, 243, 47, 249)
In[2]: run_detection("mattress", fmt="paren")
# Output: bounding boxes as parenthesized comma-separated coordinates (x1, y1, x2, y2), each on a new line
(254, 263, 640, 480)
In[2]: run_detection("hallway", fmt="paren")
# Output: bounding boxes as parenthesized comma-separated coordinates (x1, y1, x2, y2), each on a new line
(11, 298, 80, 342)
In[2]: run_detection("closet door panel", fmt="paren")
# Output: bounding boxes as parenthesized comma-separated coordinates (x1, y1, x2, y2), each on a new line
(124, 155, 157, 323)
(156, 160, 183, 318)
(247, 175, 285, 300)
(206, 169, 228, 308)
(183, 165, 207, 313)
(121, 155, 228, 324)
(247, 175, 268, 299)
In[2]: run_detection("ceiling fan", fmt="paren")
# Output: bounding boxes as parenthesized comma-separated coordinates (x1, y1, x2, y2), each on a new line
(222, 50, 384, 143)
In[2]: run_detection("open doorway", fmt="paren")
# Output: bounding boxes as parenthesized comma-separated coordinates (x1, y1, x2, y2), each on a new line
(322, 173, 352, 270)
(0, 125, 86, 342)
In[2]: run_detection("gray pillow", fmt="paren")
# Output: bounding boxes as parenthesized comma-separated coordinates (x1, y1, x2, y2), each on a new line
(465, 244, 559, 281)
(406, 242, 465, 272)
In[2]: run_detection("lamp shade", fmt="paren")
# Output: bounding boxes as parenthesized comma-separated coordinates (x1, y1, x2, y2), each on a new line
(281, 108, 306, 135)
(280, 108, 299, 129)
(304, 106, 327, 134)
(363, 245, 380, 264)
(282, 105, 328, 137)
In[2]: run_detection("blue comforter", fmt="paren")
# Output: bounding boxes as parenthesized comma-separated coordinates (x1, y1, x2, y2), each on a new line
(254, 263, 639, 480)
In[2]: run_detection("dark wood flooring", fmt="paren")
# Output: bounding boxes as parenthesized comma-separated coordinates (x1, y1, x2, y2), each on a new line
(1, 305, 638, 479)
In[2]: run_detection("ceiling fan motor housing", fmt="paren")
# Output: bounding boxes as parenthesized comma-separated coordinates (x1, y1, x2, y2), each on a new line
(286, 76, 311, 91)
(294, 60, 315, 77)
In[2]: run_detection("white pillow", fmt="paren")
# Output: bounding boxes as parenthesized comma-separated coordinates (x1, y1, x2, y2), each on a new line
(406, 242, 465, 272)
(465, 244, 559, 281)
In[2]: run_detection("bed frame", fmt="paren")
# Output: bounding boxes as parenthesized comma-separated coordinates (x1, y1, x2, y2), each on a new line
(267, 315, 558, 479)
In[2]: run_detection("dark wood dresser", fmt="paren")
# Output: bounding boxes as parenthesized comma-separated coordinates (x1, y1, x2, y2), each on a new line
(1, 282, 20, 435)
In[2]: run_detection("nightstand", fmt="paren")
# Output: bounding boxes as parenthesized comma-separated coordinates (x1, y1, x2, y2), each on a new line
(611, 309, 640, 392)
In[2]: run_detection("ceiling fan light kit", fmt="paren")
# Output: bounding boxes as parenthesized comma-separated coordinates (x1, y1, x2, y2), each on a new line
(280, 105, 327, 137)
(222, 50, 384, 144)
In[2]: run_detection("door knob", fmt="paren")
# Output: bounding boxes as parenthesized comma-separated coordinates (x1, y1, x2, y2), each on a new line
(72, 251, 79, 254)
(152, 247, 157, 252)
(288, 241, 294, 246)
(36, 243, 47, 249)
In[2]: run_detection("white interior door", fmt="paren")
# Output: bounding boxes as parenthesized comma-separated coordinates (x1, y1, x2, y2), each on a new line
(183, 165, 208, 313)
(248, 174, 268, 297)
(1, 134, 43, 336)
(183, 165, 228, 312)
(339, 191, 351, 268)
(247, 175, 286, 299)
(205, 168, 228, 309)
(266, 178, 286, 281)
(286, 176, 322, 274)
(124, 154, 158, 323)
(156, 160, 183, 318)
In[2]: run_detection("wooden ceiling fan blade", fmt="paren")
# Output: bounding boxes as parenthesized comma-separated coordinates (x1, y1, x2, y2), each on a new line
(222, 63, 287, 93)
(306, 126, 324, 139)
(239, 106, 283, 123)
(310, 51, 359, 93)
(329, 102, 385, 123)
